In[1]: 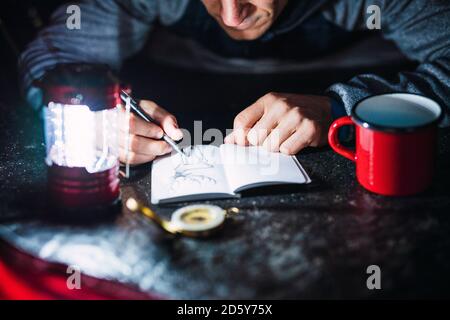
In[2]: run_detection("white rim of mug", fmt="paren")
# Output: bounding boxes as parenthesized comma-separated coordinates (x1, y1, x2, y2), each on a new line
(351, 93, 443, 133)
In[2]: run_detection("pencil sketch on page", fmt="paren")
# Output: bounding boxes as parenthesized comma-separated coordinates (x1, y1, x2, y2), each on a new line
(168, 145, 218, 192)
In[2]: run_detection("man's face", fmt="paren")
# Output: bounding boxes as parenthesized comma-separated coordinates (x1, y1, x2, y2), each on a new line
(202, 0, 289, 40)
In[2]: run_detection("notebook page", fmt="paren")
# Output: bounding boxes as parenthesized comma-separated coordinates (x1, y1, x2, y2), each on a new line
(151, 145, 232, 204)
(220, 144, 310, 192)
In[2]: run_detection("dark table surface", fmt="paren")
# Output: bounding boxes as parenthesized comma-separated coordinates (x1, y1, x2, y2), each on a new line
(1, 60, 450, 299)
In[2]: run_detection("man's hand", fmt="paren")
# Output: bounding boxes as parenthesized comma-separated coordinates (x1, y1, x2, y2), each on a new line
(119, 100, 183, 165)
(225, 93, 333, 155)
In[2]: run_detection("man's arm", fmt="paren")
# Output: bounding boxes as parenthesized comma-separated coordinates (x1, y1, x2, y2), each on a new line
(322, 0, 450, 127)
(20, 0, 155, 110)
(20, 0, 187, 164)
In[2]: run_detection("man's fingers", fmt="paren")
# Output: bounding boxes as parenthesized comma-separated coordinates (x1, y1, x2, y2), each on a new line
(224, 131, 236, 144)
(262, 107, 304, 152)
(160, 115, 183, 141)
(227, 97, 268, 146)
(228, 93, 330, 152)
(120, 111, 164, 139)
(233, 99, 265, 130)
(120, 134, 172, 157)
(247, 112, 280, 146)
(238, 94, 292, 147)
(246, 104, 293, 147)
(228, 127, 251, 146)
(279, 130, 312, 155)
(140, 100, 183, 141)
(262, 126, 293, 153)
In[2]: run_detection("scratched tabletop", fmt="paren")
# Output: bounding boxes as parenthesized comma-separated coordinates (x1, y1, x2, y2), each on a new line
(1, 60, 450, 299)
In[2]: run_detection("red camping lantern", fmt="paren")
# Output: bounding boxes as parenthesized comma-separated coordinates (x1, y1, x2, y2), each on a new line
(40, 64, 121, 212)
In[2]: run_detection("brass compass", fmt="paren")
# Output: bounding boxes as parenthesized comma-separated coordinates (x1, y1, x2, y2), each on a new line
(126, 198, 239, 238)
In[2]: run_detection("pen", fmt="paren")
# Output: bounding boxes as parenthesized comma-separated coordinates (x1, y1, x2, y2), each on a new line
(120, 90, 186, 157)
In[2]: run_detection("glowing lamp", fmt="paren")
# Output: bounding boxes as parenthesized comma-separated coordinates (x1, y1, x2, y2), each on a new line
(39, 64, 121, 212)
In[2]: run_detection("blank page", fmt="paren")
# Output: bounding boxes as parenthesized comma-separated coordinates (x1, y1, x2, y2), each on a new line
(220, 144, 311, 193)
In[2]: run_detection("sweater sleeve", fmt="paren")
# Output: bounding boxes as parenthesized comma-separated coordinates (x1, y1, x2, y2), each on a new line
(19, 0, 155, 110)
(323, 0, 450, 127)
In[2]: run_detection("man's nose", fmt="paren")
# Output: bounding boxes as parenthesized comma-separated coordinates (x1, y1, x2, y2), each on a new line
(221, 0, 245, 27)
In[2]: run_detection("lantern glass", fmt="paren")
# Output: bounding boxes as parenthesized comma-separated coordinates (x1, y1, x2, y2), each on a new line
(44, 102, 119, 173)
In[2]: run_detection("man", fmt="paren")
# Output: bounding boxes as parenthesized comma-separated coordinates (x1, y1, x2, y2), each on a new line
(20, 0, 450, 164)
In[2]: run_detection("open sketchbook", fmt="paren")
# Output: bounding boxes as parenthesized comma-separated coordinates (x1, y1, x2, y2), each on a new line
(151, 144, 311, 204)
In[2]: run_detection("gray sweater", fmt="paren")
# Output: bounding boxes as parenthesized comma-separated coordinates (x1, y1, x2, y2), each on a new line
(20, 0, 450, 126)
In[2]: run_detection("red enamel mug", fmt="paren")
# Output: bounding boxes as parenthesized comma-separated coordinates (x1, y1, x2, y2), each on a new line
(328, 93, 443, 196)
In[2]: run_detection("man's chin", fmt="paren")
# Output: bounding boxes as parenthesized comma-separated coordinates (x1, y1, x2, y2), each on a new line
(222, 26, 270, 41)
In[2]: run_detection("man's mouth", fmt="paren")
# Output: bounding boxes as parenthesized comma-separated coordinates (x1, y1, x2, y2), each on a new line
(229, 15, 260, 31)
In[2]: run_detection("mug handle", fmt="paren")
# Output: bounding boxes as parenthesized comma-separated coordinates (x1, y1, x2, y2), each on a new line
(328, 116, 356, 162)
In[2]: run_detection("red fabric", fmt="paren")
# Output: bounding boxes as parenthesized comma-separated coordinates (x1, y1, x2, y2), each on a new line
(0, 240, 161, 300)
